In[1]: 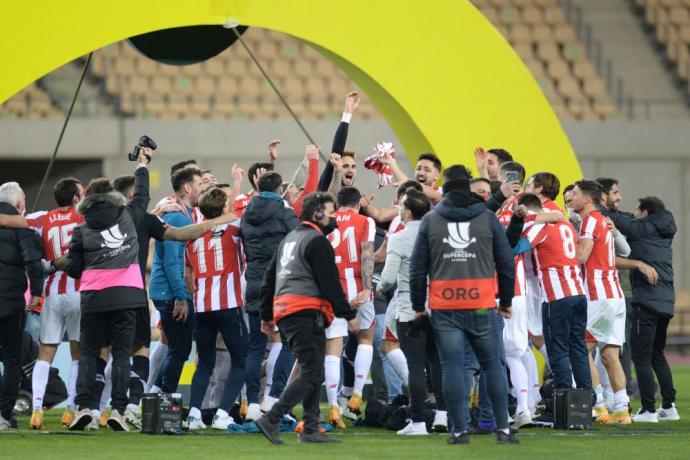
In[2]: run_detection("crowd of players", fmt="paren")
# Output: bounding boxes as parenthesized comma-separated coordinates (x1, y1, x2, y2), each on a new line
(0, 91, 681, 444)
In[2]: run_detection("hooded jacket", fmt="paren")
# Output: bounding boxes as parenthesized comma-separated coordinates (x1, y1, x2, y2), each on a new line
(409, 189, 515, 311)
(66, 192, 147, 313)
(240, 193, 299, 312)
(0, 202, 44, 318)
(606, 209, 677, 317)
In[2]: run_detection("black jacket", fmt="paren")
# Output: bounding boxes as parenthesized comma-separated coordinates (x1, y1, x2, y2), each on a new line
(409, 190, 515, 310)
(605, 208, 677, 317)
(0, 202, 44, 319)
(317, 120, 349, 192)
(240, 193, 299, 313)
(66, 166, 150, 314)
(259, 223, 355, 322)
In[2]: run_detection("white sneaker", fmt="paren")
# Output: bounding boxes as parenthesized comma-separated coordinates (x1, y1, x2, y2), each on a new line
(87, 410, 100, 431)
(212, 409, 235, 430)
(632, 409, 658, 423)
(124, 407, 142, 430)
(0, 415, 12, 430)
(107, 410, 129, 432)
(658, 403, 680, 421)
(245, 403, 262, 421)
(261, 396, 279, 413)
(512, 410, 533, 428)
(338, 396, 358, 421)
(187, 416, 207, 430)
(432, 410, 448, 432)
(397, 420, 428, 436)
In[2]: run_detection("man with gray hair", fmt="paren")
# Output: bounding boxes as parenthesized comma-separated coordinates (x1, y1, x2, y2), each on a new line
(0, 182, 44, 430)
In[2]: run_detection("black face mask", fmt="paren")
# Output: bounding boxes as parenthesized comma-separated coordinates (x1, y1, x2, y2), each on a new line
(318, 216, 338, 235)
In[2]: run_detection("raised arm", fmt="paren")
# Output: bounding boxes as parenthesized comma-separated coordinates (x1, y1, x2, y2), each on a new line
(318, 91, 359, 191)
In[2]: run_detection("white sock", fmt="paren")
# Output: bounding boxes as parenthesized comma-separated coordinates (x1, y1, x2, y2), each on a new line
(263, 342, 282, 399)
(353, 344, 374, 396)
(100, 359, 112, 412)
(521, 349, 540, 411)
(538, 344, 551, 371)
(92, 409, 100, 420)
(386, 349, 409, 386)
(146, 342, 168, 392)
(32, 360, 50, 410)
(241, 384, 247, 401)
(594, 384, 605, 407)
(613, 389, 630, 413)
(188, 407, 202, 420)
(67, 360, 78, 408)
(150, 385, 161, 394)
(594, 352, 614, 403)
(506, 354, 529, 415)
(324, 355, 341, 407)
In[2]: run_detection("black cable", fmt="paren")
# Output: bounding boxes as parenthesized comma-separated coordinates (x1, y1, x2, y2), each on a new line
(32, 52, 93, 211)
(228, 26, 329, 164)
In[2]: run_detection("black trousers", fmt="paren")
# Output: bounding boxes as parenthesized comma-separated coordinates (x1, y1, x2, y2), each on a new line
(267, 313, 326, 434)
(397, 320, 445, 422)
(0, 311, 24, 420)
(76, 309, 137, 413)
(631, 304, 676, 412)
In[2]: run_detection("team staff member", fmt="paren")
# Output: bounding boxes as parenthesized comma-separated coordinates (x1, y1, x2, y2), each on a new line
(255, 193, 358, 445)
(409, 165, 517, 445)
(0, 182, 43, 430)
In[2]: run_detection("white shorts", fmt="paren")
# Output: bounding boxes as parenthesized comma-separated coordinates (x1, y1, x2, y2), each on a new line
(503, 296, 529, 356)
(384, 297, 398, 341)
(149, 304, 160, 328)
(526, 277, 543, 337)
(40, 292, 81, 344)
(326, 301, 375, 339)
(587, 298, 626, 346)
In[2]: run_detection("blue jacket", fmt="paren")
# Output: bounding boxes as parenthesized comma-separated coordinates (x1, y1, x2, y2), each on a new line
(149, 207, 193, 302)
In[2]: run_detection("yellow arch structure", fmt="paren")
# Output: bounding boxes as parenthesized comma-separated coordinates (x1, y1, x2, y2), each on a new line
(0, 0, 581, 187)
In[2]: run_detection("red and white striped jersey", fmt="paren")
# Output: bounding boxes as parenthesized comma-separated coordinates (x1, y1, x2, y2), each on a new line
(513, 215, 538, 297)
(185, 220, 243, 313)
(497, 195, 519, 228)
(525, 220, 585, 302)
(192, 207, 204, 223)
(327, 210, 376, 299)
(233, 190, 254, 217)
(542, 199, 562, 213)
(578, 211, 623, 300)
(387, 212, 405, 236)
(26, 208, 83, 296)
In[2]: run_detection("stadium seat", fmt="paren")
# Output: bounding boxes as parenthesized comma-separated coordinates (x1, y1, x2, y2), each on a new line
(36, 2, 613, 121)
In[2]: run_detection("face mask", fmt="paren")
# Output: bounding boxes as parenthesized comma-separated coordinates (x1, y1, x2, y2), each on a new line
(319, 216, 338, 235)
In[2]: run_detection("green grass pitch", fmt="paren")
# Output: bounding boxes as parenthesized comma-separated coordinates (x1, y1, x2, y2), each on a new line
(2, 365, 689, 460)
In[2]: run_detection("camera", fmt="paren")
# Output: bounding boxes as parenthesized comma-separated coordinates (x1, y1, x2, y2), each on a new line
(129, 135, 157, 161)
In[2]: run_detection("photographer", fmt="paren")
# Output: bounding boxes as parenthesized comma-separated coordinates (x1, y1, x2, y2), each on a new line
(65, 149, 152, 431)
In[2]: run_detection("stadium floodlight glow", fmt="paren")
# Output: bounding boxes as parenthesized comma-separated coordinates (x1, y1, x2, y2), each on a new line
(0, 0, 582, 195)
